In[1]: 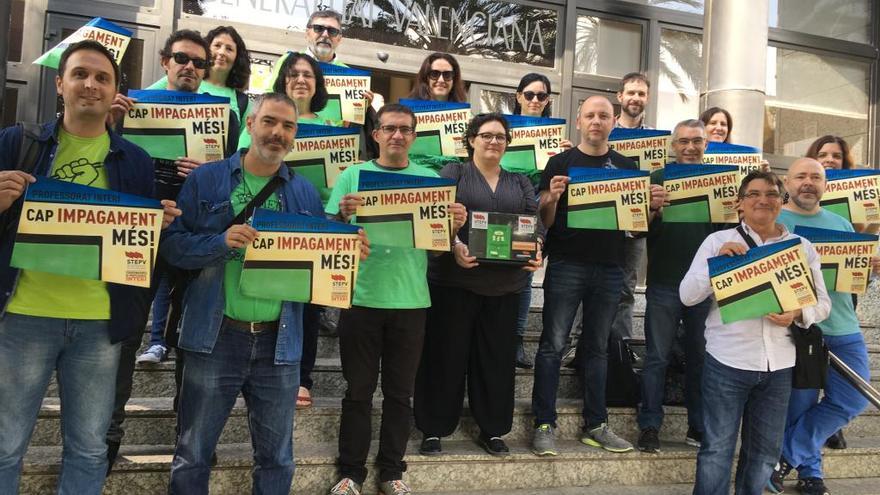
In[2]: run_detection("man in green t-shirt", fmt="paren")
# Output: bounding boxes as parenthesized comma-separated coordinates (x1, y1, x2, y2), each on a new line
(325, 104, 465, 495)
(0, 40, 179, 495)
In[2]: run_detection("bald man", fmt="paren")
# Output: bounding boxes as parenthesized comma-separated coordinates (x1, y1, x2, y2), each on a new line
(769, 158, 880, 495)
(531, 96, 665, 456)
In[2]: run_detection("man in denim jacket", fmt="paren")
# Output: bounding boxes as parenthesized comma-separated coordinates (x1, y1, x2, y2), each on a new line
(161, 92, 349, 495)
(0, 40, 179, 494)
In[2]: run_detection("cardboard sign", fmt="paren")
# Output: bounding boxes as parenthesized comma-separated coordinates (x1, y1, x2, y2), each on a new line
(400, 98, 470, 158)
(608, 128, 671, 172)
(820, 169, 880, 224)
(703, 142, 763, 177)
(10, 177, 163, 288)
(285, 123, 359, 192)
(794, 225, 878, 294)
(355, 170, 456, 250)
(567, 167, 650, 231)
(34, 17, 132, 68)
(708, 238, 817, 324)
(501, 114, 567, 173)
(122, 90, 230, 192)
(239, 209, 361, 308)
(663, 164, 739, 223)
(320, 62, 371, 124)
(468, 211, 538, 263)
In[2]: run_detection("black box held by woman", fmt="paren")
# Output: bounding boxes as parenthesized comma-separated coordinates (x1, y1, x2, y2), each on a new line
(467, 211, 538, 265)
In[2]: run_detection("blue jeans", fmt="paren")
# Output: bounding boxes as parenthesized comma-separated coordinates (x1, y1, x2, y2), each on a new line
(169, 322, 299, 495)
(782, 332, 870, 479)
(610, 237, 644, 340)
(516, 273, 533, 338)
(0, 313, 119, 495)
(694, 354, 792, 495)
(532, 258, 624, 428)
(638, 283, 710, 432)
(147, 273, 171, 348)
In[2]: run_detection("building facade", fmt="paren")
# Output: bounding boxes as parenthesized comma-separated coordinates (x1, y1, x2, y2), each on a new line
(4, 0, 879, 168)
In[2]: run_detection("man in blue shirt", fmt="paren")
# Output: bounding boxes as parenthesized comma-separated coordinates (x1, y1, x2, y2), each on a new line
(769, 158, 880, 495)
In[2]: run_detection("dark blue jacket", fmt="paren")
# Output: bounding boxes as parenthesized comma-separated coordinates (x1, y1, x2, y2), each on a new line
(0, 120, 156, 343)
(159, 150, 323, 364)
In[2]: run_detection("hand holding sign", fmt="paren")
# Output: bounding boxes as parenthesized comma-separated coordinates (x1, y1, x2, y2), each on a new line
(357, 228, 371, 261)
(176, 157, 205, 177)
(547, 175, 569, 202)
(766, 309, 801, 327)
(649, 184, 667, 210)
(0, 171, 35, 213)
(523, 246, 543, 272)
(718, 241, 749, 256)
(454, 242, 479, 269)
(109, 94, 136, 127)
(160, 199, 182, 229)
(338, 193, 363, 222)
(226, 224, 258, 249)
(449, 203, 467, 232)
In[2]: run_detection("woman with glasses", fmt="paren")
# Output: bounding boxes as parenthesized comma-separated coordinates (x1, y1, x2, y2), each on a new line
(413, 113, 543, 457)
(700, 107, 733, 144)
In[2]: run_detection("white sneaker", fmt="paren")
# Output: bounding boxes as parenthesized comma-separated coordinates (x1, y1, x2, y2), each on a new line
(136, 344, 167, 364)
(329, 478, 361, 495)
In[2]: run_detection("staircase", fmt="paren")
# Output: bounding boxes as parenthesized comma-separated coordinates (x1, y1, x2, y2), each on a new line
(20, 279, 880, 494)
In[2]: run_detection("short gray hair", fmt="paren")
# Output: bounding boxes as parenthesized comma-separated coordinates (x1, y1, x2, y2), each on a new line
(308, 9, 343, 27)
(251, 92, 298, 120)
(673, 119, 706, 140)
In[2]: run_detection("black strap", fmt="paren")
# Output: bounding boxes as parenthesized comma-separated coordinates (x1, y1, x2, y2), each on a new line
(736, 225, 758, 249)
(225, 175, 285, 229)
(235, 91, 250, 122)
(17, 122, 42, 173)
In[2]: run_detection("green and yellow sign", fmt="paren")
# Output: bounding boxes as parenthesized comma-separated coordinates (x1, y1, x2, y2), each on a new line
(820, 169, 880, 224)
(320, 62, 371, 125)
(501, 114, 566, 173)
(663, 164, 739, 223)
(400, 98, 470, 158)
(608, 128, 670, 172)
(567, 167, 650, 231)
(794, 225, 878, 294)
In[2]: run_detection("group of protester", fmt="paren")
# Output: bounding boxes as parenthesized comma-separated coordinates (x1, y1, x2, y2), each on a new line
(0, 8, 875, 495)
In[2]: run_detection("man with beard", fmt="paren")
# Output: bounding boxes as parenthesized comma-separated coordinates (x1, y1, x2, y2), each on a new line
(768, 158, 879, 495)
(160, 93, 360, 494)
(616, 72, 650, 130)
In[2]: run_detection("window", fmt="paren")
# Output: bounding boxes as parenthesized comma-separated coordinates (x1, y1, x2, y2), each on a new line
(478, 89, 516, 114)
(770, 0, 871, 44)
(574, 16, 642, 78)
(764, 47, 870, 166)
(620, 0, 704, 15)
(657, 29, 702, 131)
(7, 0, 25, 62)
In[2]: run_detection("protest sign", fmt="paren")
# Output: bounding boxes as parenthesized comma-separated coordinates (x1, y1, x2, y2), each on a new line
(709, 238, 817, 324)
(820, 169, 880, 224)
(468, 211, 538, 264)
(355, 170, 456, 250)
(794, 225, 878, 294)
(500, 114, 567, 173)
(34, 17, 131, 68)
(608, 128, 670, 172)
(400, 98, 470, 158)
(663, 164, 739, 223)
(285, 123, 359, 198)
(567, 167, 650, 231)
(703, 141, 763, 177)
(10, 177, 163, 288)
(240, 209, 361, 308)
(320, 62, 371, 124)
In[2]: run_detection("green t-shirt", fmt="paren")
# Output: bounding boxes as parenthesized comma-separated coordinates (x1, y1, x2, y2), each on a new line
(223, 169, 283, 322)
(325, 161, 434, 309)
(7, 129, 112, 319)
(778, 208, 861, 337)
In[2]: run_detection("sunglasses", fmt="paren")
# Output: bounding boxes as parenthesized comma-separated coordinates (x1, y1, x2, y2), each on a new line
(308, 24, 342, 38)
(522, 91, 549, 102)
(172, 52, 209, 69)
(428, 70, 455, 81)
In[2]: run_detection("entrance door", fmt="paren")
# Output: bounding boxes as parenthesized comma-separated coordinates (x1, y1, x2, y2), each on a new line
(39, 13, 159, 122)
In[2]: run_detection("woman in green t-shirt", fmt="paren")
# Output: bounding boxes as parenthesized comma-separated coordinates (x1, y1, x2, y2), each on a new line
(272, 53, 338, 126)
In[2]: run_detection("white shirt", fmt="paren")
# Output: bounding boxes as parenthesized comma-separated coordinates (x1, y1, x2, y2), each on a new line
(679, 222, 831, 372)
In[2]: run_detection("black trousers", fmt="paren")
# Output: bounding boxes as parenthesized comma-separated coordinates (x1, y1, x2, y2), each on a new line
(414, 285, 519, 439)
(337, 305, 426, 484)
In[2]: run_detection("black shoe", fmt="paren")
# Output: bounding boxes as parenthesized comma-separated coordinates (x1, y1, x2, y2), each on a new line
(825, 429, 847, 449)
(515, 339, 533, 369)
(767, 457, 794, 494)
(419, 436, 441, 456)
(637, 427, 660, 453)
(478, 433, 510, 456)
(685, 426, 703, 448)
(106, 440, 121, 476)
(796, 477, 830, 495)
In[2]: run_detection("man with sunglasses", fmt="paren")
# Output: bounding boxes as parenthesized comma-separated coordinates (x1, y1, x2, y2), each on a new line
(325, 103, 466, 495)
(305, 10, 347, 67)
(104, 28, 241, 472)
(681, 170, 830, 495)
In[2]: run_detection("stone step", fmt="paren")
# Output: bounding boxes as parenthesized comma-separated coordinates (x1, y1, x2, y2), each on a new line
(20, 437, 880, 494)
(31, 396, 880, 449)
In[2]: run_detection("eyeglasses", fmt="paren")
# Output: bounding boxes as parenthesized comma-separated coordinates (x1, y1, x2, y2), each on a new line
(742, 191, 782, 201)
(378, 125, 415, 136)
(308, 24, 342, 38)
(477, 133, 509, 144)
(171, 52, 209, 69)
(428, 70, 455, 81)
(675, 138, 705, 147)
(522, 91, 549, 102)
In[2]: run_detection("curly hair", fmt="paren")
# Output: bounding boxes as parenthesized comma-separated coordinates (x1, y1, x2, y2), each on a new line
(409, 52, 468, 103)
(272, 52, 328, 113)
(205, 26, 251, 91)
(463, 113, 510, 156)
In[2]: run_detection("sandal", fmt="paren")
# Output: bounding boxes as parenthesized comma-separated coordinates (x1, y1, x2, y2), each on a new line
(296, 386, 313, 409)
